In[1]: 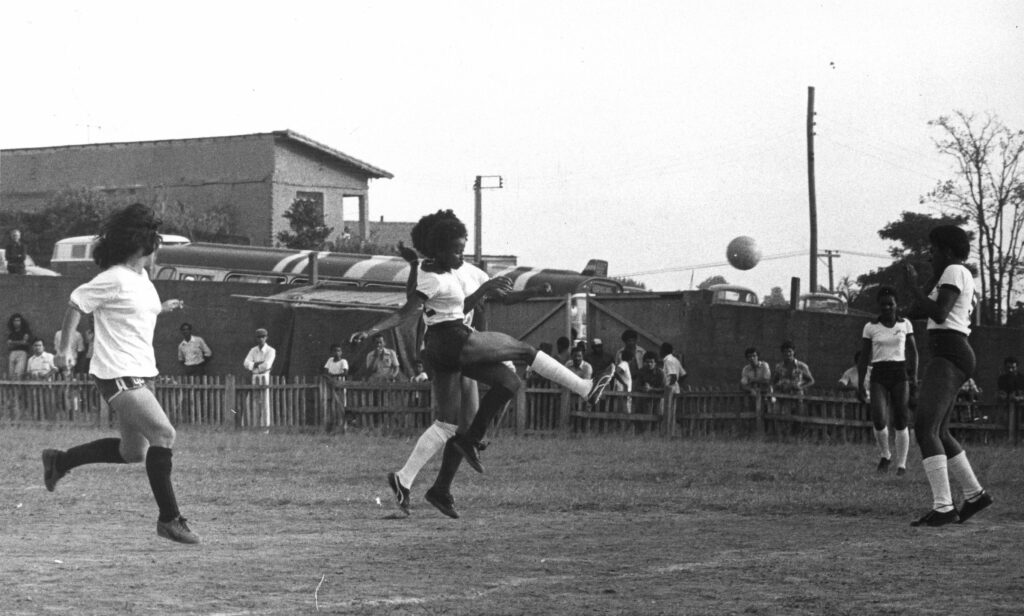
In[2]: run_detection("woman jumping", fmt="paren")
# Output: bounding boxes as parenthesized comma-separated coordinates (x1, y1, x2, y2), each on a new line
(42, 203, 200, 544)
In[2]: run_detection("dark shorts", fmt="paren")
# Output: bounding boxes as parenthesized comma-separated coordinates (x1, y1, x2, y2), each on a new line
(94, 376, 154, 403)
(927, 330, 976, 377)
(422, 320, 472, 374)
(871, 361, 908, 391)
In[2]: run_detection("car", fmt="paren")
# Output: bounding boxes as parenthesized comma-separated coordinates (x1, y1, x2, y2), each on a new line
(707, 284, 760, 307)
(798, 293, 848, 314)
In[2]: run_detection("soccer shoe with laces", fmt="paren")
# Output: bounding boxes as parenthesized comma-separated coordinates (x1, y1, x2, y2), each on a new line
(387, 472, 411, 515)
(586, 365, 616, 406)
(958, 491, 993, 523)
(157, 516, 201, 544)
(424, 487, 459, 519)
(451, 434, 484, 474)
(910, 508, 959, 527)
(876, 457, 891, 473)
(42, 449, 66, 492)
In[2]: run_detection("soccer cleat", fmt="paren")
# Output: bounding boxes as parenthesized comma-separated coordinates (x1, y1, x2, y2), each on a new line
(451, 434, 484, 474)
(387, 472, 411, 515)
(586, 365, 616, 406)
(910, 508, 959, 527)
(896, 467, 907, 476)
(424, 487, 459, 519)
(42, 449, 66, 492)
(157, 516, 201, 544)
(957, 491, 993, 523)
(876, 457, 891, 474)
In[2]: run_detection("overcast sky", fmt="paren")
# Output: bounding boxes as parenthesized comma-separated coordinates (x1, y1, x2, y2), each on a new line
(2, 1, 1022, 298)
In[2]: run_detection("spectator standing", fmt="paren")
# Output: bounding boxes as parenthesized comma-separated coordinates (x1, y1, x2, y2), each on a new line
(772, 341, 815, 394)
(5, 229, 28, 274)
(659, 342, 687, 395)
(54, 328, 85, 378)
(554, 336, 572, 365)
(410, 359, 430, 382)
(839, 352, 871, 402)
(7, 312, 32, 379)
(997, 356, 1024, 403)
(26, 338, 57, 380)
(365, 334, 400, 381)
(956, 378, 982, 422)
(243, 328, 275, 428)
(585, 338, 614, 374)
(610, 356, 633, 413)
(637, 351, 665, 392)
(323, 343, 350, 429)
(76, 327, 95, 376)
(323, 343, 350, 380)
(740, 347, 772, 396)
(565, 347, 593, 380)
(615, 329, 647, 381)
(177, 323, 212, 377)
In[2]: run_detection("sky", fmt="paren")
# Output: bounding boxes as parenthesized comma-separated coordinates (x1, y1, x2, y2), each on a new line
(2, 1, 1022, 299)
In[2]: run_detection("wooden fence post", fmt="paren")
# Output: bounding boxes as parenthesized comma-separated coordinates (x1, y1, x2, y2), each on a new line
(515, 385, 527, 435)
(224, 374, 238, 429)
(755, 394, 764, 440)
(558, 388, 572, 433)
(663, 390, 676, 437)
(1010, 400, 1018, 447)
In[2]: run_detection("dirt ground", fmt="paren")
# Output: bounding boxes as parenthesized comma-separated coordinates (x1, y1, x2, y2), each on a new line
(2, 426, 1022, 615)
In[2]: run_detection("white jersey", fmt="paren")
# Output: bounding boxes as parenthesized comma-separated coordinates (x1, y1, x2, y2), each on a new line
(862, 319, 914, 363)
(417, 261, 492, 327)
(454, 262, 491, 326)
(927, 264, 975, 335)
(69, 265, 162, 379)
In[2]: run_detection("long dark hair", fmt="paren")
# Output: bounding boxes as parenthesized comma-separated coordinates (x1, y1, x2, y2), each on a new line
(7, 312, 30, 335)
(93, 203, 162, 269)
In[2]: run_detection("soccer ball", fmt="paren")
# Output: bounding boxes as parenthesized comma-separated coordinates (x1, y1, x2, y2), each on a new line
(726, 236, 761, 271)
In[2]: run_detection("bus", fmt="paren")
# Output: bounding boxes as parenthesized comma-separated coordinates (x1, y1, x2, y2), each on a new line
(51, 234, 191, 276)
(151, 242, 632, 295)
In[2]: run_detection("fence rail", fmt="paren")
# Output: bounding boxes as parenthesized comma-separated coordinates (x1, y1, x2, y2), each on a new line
(1, 377, 1020, 444)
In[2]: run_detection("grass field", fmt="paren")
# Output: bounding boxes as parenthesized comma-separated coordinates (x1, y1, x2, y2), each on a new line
(2, 425, 1022, 615)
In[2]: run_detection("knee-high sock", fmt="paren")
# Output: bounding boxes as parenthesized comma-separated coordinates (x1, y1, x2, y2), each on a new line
(874, 427, 891, 459)
(58, 438, 126, 474)
(922, 455, 954, 512)
(894, 428, 910, 469)
(145, 447, 181, 523)
(397, 421, 456, 488)
(947, 451, 984, 501)
(529, 351, 590, 397)
(466, 385, 514, 442)
(432, 439, 463, 492)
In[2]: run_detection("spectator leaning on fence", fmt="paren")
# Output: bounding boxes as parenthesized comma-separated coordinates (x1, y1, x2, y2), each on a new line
(660, 342, 686, 395)
(615, 329, 647, 381)
(637, 351, 665, 392)
(410, 358, 429, 382)
(565, 347, 593, 381)
(177, 323, 212, 377)
(584, 337, 614, 374)
(365, 334, 400, 382)
(997, 356, 1024, 403)
(740, 347, 772, 396)
(773, 341, 815, 394)
(323, 343, 349, 381)
(26, 338, 57, 380)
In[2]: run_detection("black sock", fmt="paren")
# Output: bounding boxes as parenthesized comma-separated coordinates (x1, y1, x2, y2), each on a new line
(145, 447, 181, 523)
(59, 438, 126, 474)
(432, 439, 463, 493)
(465, 384, 514, 442)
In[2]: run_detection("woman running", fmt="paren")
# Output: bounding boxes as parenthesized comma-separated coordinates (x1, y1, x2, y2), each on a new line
(856, 285, 918, 475)
(42, 203, 200, 544)
(905, 224, 992, 527)
(354, 210, 614, 512)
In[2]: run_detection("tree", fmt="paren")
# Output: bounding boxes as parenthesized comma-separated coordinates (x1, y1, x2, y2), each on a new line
(698, 275, 728, 289)
(277, 197, 334, 250)
(154, 199, 235, 243)
(923, 111, 1024, 324)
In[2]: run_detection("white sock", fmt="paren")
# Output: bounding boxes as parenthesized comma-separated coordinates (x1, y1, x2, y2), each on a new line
(530, 351, 590, 396)
(947, 451, 984, 501)
(396, 421, 456, 488)
(874, 427, 891, 460)
(922, 455, 954, 512)
(894, 428, 910, 469)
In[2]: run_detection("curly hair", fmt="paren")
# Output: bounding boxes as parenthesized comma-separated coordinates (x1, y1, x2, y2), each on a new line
(410, 210, 467, 259)
(93, 203, 162, 269)
(7, 312, 30, 334)
(929, 225, 970, 261)
(876, 285, 898, 302)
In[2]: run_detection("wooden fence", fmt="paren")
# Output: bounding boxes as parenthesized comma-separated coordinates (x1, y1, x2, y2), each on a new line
(1, 377, 1020, 444)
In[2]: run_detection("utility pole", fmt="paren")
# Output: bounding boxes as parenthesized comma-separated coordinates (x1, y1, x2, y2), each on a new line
(806, 86, 818, 293)
(473, 175, 503, 265)
(819, 249, 840, 293)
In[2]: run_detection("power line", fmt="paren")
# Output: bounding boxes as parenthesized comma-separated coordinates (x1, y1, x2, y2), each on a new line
(619, 248, 893, 279)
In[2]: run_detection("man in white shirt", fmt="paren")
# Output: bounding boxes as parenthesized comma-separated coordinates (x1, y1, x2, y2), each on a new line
(177, 323, 213, 377)
(659, 342, 687, 395)
(243, 328, 276, 428)
(26, 339, 57, 380)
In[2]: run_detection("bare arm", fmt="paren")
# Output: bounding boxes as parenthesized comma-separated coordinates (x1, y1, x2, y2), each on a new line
(857, 338, 872, 401)
(905, 332, 919, 383)
(55, 305, 83, 368)
(905, 264, 959, 324)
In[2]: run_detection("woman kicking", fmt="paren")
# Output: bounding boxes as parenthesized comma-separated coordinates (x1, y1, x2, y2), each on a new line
(42, 203, 200, 544)
(905, 224, 992, 527)
(856, 285, 917, 475)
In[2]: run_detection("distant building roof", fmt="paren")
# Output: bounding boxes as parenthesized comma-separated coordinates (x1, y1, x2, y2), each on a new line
(1, 129, 394, 179)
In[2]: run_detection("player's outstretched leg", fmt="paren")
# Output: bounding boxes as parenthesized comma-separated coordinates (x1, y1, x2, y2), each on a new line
(42, 437, 127, 491)
(425, 440, 462, 519)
